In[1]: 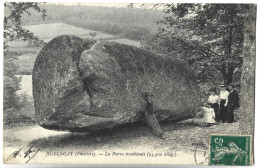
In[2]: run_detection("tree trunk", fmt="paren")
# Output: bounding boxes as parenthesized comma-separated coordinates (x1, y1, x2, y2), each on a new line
(221, 63, 234, 85)
(225, 70, 233, 85)
(222, 69, 233, 85)
(239, 5, 256, 136)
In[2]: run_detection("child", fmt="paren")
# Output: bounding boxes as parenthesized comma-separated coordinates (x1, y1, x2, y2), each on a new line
(201, 103, 216, 126)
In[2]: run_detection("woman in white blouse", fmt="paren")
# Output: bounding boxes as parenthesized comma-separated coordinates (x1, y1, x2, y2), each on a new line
(219, 85, 229, 122)
(208, 87, 220, 122)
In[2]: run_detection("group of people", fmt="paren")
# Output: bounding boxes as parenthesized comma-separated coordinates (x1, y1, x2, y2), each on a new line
(203, 83, 239, 125)
(140, 83, 239, 140)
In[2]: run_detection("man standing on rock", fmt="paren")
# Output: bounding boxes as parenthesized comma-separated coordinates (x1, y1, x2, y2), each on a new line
(141, 92, 166, 140)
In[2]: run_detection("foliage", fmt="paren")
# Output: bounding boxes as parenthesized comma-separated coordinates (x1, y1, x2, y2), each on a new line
(119, 27, 150, 41)
(141, 4, 249, 86)
(89, 32, 97, 38)
(27, 37, 44, 47)
(3, 93, 36, 125)
(4, 2, 46, 55)
(3, 58, 22, 110)
(4, 2, 46, 124)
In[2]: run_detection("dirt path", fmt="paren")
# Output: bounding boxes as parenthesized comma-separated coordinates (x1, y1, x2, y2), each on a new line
(3, 119, 239, 164)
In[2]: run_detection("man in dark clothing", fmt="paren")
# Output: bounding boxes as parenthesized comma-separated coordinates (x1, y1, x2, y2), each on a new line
(141, 92, 166, 140)
(225, 84, 239, 123)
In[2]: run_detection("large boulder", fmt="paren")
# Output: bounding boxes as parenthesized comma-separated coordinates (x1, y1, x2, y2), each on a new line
(33, 35, 201, 132)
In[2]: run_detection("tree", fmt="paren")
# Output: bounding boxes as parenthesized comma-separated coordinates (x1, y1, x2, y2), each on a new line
(4, 2, 46, 55)
(4, 2, 46, 112)
(239, 4, 256, 135)
(141, 4, 248, 85)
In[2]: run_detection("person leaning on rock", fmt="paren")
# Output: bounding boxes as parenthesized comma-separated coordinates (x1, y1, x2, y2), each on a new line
(141, 92, 166, 140)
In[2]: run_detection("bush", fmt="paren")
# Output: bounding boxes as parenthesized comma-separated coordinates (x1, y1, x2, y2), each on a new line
(4, 57, 35, 125)
(4, 93, 36, 125)
(4, 58, 22, 110)
(119, 27, 150, 41)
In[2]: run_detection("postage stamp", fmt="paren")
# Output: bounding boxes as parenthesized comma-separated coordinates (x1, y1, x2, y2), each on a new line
(210, 135, 252, 166)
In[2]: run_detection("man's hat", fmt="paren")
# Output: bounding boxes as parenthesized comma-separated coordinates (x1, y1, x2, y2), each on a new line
(219, 82, 227, 87)
(219, 85, 227, 87)
(228, 83, 236, 88)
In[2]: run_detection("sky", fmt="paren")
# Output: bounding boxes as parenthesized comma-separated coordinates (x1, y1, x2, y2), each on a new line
(49, 2, 130, 8)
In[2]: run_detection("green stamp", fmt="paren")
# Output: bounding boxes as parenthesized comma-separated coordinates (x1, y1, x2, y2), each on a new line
(210, 135, 251, 166)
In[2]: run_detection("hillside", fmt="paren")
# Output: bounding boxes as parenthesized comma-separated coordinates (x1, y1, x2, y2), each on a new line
(10, 4, 164, 75)
(23, 22, 114, 41)
(10, 23, 140, 75)
(20, 3, 164, 40)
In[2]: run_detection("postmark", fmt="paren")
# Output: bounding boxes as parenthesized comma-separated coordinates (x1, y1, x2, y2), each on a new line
(209, 135, 252, 166)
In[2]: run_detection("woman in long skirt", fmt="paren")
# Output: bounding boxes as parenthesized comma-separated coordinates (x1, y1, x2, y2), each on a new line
(208, 88, 220, 122)
(219, 85, 229, 122)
